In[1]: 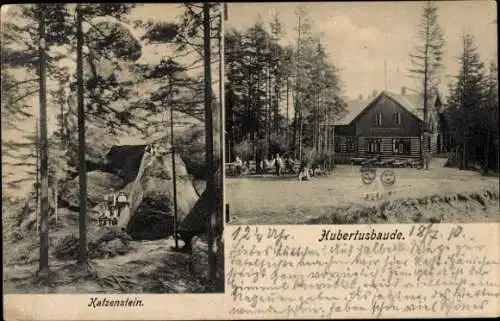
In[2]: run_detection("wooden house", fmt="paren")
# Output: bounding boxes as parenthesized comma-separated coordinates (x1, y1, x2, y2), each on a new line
(333, 88, 444, 164)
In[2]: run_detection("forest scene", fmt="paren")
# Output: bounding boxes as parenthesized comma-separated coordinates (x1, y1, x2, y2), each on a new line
(224, 2, 499, 225)
(225, 5, 347, 169)
(2, 3, 224, 293)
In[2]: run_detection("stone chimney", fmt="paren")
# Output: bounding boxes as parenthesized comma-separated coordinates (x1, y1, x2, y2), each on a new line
(401, 86, 406, 96)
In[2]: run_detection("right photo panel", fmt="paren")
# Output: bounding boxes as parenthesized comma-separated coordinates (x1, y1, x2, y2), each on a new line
(224, 1, 498, 226)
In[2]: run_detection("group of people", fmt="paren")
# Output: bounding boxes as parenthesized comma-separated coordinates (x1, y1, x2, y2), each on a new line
(98, 189, 129, 227)
(233, 153, 303, 177)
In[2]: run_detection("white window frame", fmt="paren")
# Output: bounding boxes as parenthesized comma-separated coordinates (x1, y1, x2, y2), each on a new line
(366, 138, 381, 153)
(392, 138, 410, 154)
(346, 137, 356, 152)
(376, 112, 382, 126)
(393, 112, 401, 125)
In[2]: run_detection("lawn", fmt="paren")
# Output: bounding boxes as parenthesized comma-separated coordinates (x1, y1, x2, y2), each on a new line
(225, 158, 500, 225)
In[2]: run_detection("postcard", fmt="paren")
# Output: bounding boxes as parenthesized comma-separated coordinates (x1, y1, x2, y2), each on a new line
(3, 1, 499, 320)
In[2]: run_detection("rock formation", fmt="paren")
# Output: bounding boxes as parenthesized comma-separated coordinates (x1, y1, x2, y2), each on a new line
(177, 167, 223, 252)
(59, 171, 126, 210)
(112, 143, 198, 240)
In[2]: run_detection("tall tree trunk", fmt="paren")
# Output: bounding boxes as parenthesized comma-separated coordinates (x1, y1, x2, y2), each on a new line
(169, 77, 179, 250)
(203, 3, 216, 284)
(38, 5, 50, 276)
(292, 95, 298, 158)
(328, 104, 333, 167)
(35, 117, 40, 233)
(324, 100, 328, 155)
(460, 35, 468, 170)
(483, 128, 490, 174)
(331, 101, 335, 167)
(256, 74, 259, 137)
(317, 95, 320, 152)
(60, 94, 65, 146)
(219, 12, 225, 163)
(267, 66, 271, 154)
(54, 183, 58, 224)
(312, 92, 316, 152)
(421, 3, 430, 168)
(299, 113, 303, 161)
(295, 11, 301, 160)
(246, 76, 251, 161)
(286, 77, 289, 147)
(76, 4, 88, 265)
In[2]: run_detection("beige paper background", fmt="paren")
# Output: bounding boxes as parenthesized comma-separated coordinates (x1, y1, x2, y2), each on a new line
(3, 1, 500, 320)
(225, 223, 500, 319)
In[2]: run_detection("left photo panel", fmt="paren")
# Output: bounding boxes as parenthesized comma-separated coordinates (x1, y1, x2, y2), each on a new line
(2, 3, 224, 294)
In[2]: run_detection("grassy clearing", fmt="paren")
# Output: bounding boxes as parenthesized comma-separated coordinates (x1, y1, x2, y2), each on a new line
(226, 160, 499, 225)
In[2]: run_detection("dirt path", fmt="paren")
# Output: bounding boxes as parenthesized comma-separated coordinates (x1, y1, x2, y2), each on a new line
(226, 163, 499, 225)
(3, 236, 212, 294)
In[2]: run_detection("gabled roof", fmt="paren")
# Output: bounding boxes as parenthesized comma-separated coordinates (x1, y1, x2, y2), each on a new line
(336, 91, 440, 126)
(336, 96, 374, 125)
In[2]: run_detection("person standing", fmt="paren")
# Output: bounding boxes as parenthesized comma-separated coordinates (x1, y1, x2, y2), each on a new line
(275, 153, 283, 176)
(105, 189, 116, 213)
(116, 191, 129, 218)
(235, 155, 243, 175)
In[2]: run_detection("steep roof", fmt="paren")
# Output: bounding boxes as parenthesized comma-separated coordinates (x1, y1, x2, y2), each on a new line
(336, 91, 440, 126)
(336, 96, 374, 125)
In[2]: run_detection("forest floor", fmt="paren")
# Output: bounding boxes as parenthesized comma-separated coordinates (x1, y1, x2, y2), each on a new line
(3, 212, 221, 294)
(226, 158, 500, 225)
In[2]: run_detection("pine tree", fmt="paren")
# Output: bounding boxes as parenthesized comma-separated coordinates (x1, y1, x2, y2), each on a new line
(224, 5, 346, 166)
(409, 1, 445, 166)
(202, 2, 217, 286)
(444, 33, 487, 170)
(483, 61, 499, 173)
(37, 4, 50, 275)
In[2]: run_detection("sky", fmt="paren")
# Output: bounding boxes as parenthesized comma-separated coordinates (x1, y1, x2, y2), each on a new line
(226, 1, 497, 101)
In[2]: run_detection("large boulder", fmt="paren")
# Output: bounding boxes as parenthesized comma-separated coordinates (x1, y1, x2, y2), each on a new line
(118, 144, 198, 240)
(59, 171, 125, 210)
(54, 228, 133, 260)
(87, 19, 142, 62)
(173, 125, 222, 180)
(177, 168, 223, 248)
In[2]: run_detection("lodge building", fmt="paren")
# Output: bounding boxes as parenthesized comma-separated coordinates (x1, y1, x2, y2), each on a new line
(333, 88, 447, 164)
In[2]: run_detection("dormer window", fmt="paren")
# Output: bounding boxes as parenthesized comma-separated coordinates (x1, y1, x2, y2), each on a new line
(393, 112, 401, 125)
(376, 112, 382, 126)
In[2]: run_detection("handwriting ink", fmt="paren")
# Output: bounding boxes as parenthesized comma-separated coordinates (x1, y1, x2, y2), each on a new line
(228, 225, 498, 318)
(319, 229, 404, 242)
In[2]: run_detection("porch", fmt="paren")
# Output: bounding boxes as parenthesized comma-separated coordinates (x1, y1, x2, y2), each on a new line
(334, 136, 422, 165)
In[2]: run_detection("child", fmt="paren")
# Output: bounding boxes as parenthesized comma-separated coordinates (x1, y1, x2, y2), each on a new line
(105, 189, 116, 213)
(298, 161, 310, 181)
(235, 155, 243, 175)
(116, 191, 129, 218)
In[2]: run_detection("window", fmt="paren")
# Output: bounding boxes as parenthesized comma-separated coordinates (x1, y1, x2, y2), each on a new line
(334, 137, 341, 152)
(365, 138, 381, 154)
(393, 112, 401, 125)
(375, 112, 382, 126)
(392, 138, 411, 154)
(346, 137, 356, 152)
